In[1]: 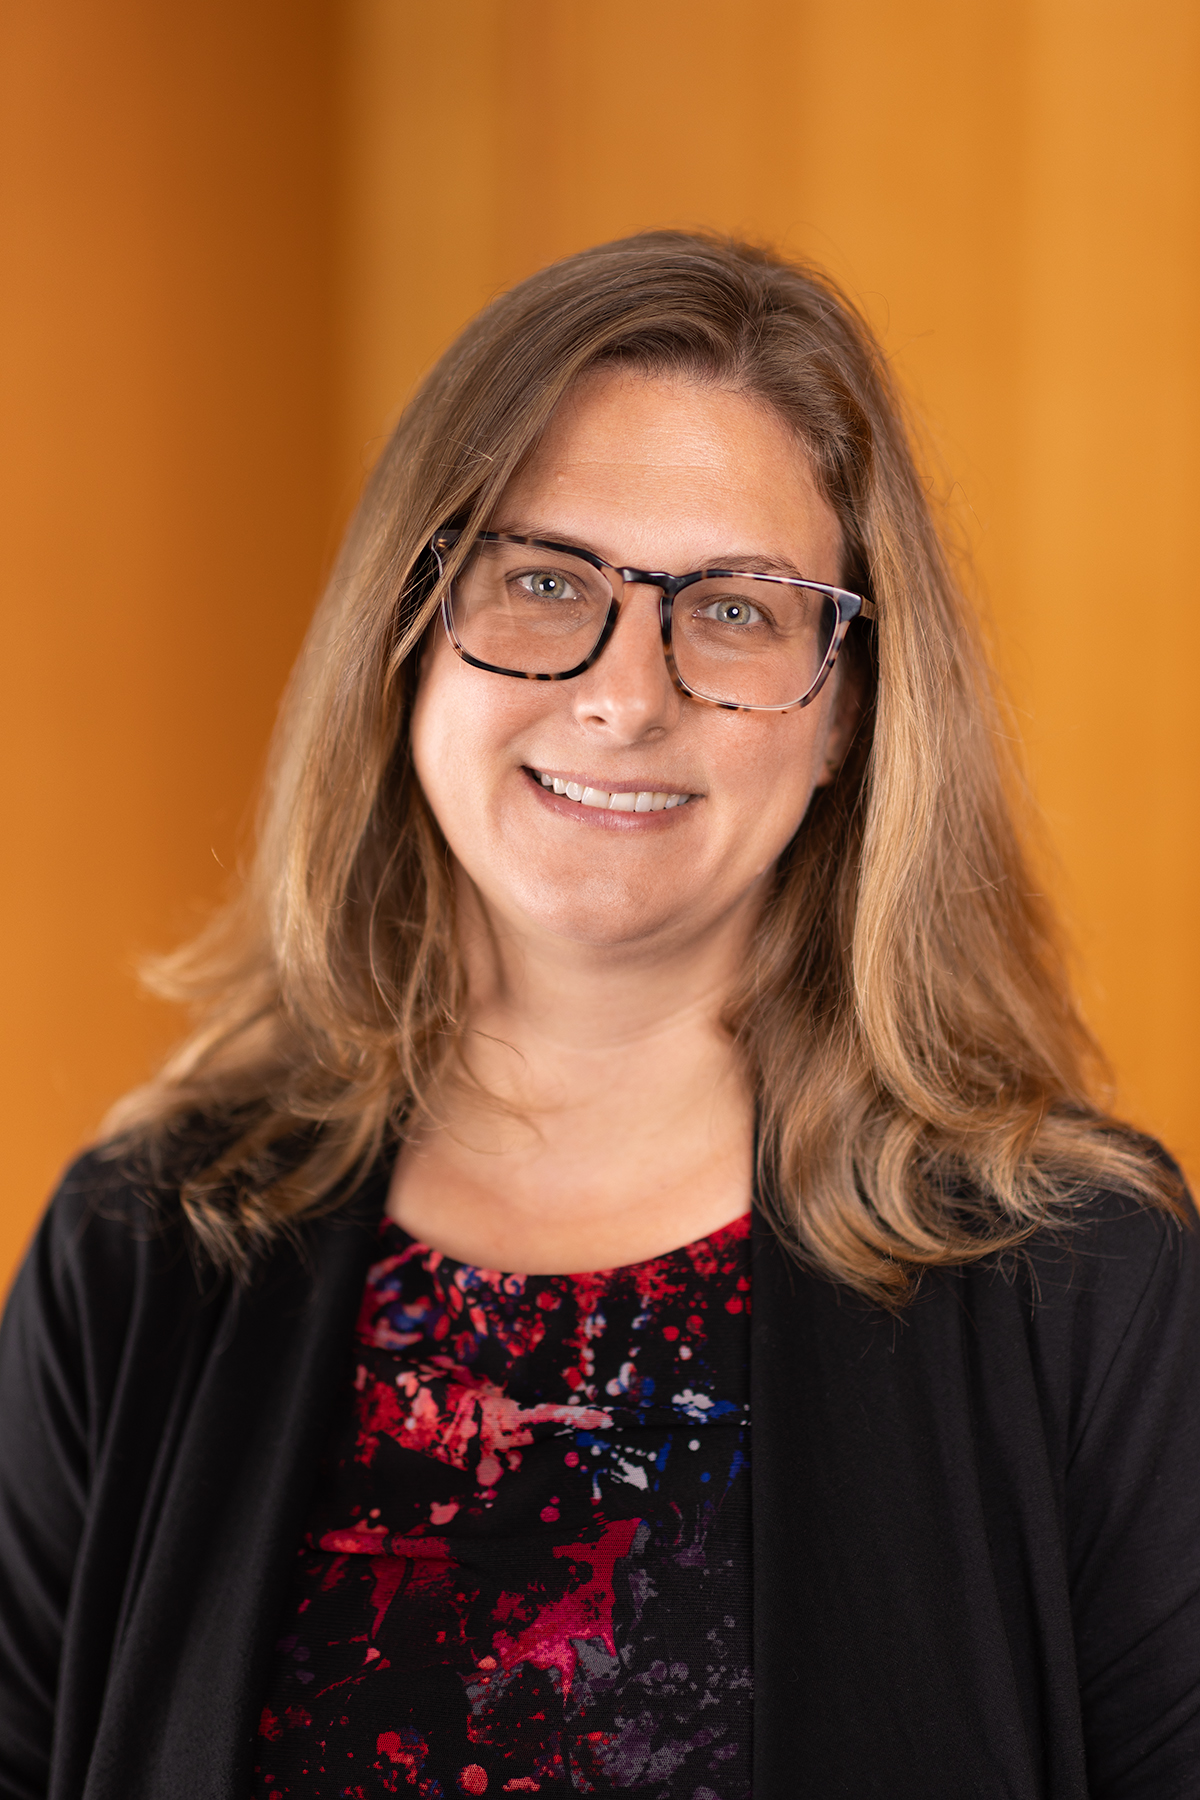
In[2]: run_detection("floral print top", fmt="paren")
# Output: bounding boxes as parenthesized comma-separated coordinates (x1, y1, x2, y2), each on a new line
(252, 1212, 752, 1799)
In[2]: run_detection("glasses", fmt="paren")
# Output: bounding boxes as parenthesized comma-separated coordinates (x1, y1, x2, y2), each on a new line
(430, 530, 874, 712)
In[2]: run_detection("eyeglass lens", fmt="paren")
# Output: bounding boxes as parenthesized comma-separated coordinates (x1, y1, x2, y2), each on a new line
(448, 540, 839, 708)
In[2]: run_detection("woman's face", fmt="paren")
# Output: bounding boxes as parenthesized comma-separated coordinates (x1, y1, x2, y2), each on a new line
(410, 368, 857, 958)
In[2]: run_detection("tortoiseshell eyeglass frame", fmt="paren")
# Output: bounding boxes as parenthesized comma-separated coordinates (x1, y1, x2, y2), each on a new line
(430, 529, 876, 714)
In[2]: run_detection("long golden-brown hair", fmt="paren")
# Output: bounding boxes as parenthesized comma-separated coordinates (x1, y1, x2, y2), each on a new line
(106, 230, 1181, 1302)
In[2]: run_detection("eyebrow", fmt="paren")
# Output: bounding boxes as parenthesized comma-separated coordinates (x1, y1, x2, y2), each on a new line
(489, 523, 813, 582)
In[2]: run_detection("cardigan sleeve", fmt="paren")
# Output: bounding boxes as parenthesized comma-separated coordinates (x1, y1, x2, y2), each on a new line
(1060, 1197, 1200, 1797)
(0, 1155, 165, 1800)
(0, 1182, 97, 1800)
(0, 1144, 382, 1800)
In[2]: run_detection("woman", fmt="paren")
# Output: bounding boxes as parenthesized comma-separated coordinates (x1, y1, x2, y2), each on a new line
(1, 232, 1197, 1800)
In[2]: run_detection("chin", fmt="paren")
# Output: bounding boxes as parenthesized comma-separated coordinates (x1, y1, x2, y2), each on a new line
(509, 870, 696, 949)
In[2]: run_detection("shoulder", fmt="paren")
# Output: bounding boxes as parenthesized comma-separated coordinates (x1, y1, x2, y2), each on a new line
(972, 1178, 1198, 1337)
(948, 1178, 1200, 1460)
(20, 1115, 387, 1315)
(3, 1125, 388, 1444)
(20, 1115, 393, 1315)
(26, 1123, 227, 1291)
(2, 1138, 219, 1397)
(756, 1173, 1198, 1421)
(3, 1113, 285, 1406)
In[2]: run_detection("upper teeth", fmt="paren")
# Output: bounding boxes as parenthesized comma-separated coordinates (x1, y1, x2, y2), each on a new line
(536, 772, 692, 812)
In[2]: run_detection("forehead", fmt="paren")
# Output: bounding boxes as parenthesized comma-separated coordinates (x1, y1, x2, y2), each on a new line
(492, 367, 841, 577)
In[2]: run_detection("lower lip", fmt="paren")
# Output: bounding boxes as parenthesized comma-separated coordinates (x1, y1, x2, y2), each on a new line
(521, 768, 699, 830)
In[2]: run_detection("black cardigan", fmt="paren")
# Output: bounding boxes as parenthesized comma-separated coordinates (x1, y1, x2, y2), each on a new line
(2, 1150, 1199, 1799)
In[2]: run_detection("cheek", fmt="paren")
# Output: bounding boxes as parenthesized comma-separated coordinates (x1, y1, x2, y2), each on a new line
(411, 636, 486, 769)
(723, 709, 832, 834)
(409, 641, 549, 826)
(409, 644, 485, 830)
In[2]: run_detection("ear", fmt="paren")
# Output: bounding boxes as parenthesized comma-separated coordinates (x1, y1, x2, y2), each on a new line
(812, 660, 863, 788)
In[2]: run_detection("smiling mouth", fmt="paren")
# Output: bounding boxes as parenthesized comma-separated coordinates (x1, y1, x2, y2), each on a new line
(526, 768, 697, 813)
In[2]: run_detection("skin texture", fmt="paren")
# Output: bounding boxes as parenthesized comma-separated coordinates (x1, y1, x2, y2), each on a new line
(388, 368, 858, 1273)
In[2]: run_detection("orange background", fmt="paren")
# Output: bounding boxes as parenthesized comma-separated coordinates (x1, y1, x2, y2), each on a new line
(3, 0, 1198, 1292)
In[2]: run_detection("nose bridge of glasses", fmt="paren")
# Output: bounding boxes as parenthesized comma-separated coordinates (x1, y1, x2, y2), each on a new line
(610, 568, 684, 625)
(583, 573, 680, 708)
(605, 571, 680, 660)
(614, 566, 675, 593)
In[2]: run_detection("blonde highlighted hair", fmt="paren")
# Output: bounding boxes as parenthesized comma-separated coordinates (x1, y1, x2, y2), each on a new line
(106, 230, 1181, 1303)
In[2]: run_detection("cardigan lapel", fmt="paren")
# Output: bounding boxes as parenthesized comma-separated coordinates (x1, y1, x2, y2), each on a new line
(749, 1211, 1081, 1799)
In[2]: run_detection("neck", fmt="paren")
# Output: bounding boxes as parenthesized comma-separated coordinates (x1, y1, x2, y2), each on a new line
(387, 870, 759, 1273)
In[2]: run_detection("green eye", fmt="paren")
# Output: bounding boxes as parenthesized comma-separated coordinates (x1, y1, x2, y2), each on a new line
(699, 596, 763, 626)
(526, 570, 574, 601)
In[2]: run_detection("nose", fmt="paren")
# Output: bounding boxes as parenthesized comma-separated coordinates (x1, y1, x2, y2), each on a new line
(569, 581, 682, 742)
